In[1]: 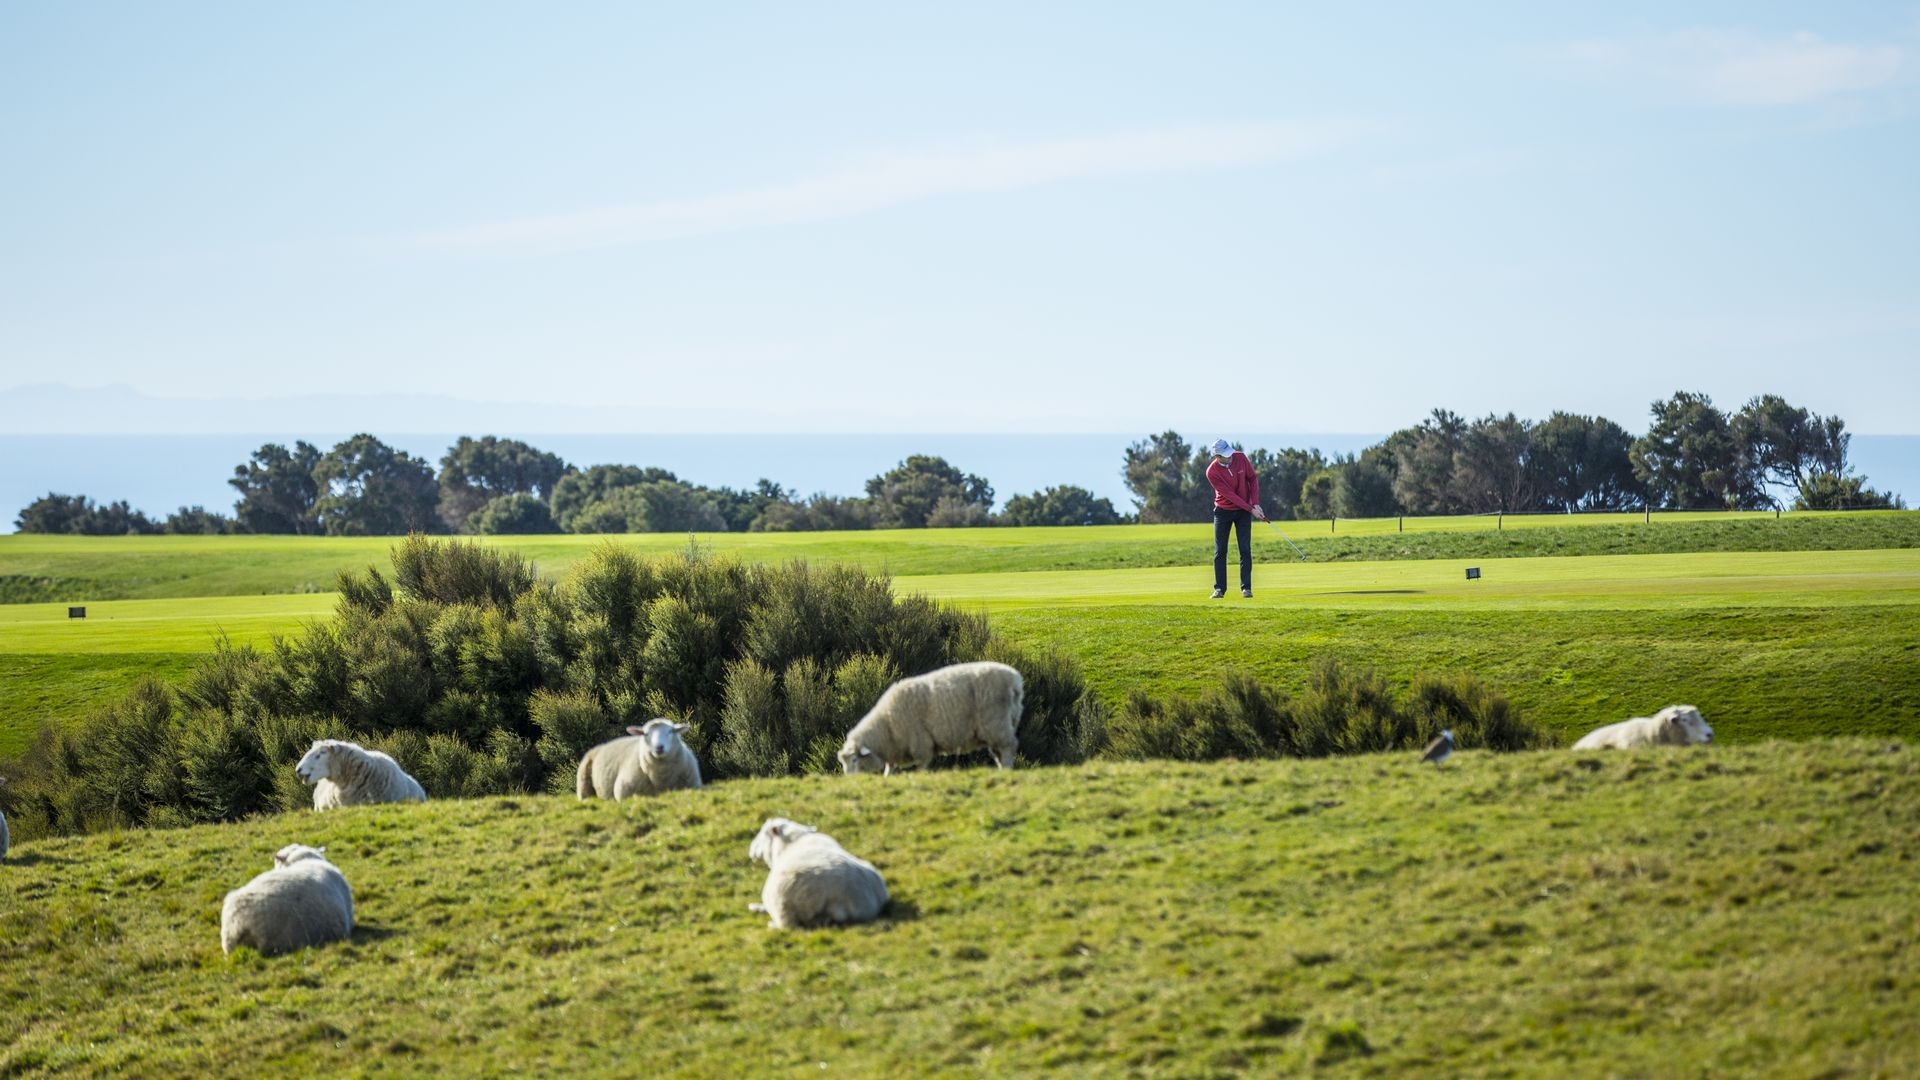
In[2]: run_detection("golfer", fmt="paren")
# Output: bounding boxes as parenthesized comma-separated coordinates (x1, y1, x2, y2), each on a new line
(1206, 438, 1266, 598)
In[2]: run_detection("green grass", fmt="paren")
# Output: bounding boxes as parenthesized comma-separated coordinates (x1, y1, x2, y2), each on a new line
(5, 551, 1914, 751)
(2, 743, 1915, 1076)
(3, 512, 1914, 602)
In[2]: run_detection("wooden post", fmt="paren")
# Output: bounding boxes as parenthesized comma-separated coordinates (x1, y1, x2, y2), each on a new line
(1498, 512, 1503, 531)
(1331, 516, 1336, 533)
(1398, 516, 1403, 533)
(1645, 504, 1651, 524)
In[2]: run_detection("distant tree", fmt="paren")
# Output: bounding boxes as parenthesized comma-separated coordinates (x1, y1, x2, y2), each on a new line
(1298, 469, 1337, 519)
(162, 506, 234, 535)
(1732, 394, 1848, 496)
(751, 493, 874, 532)
(1332, 452, 1400, 518)
(568, 481, 727, 533)
(1530, 412, 1642, 511)
(1000, 485, 1124, 527)
(1792, 473, 1904, 511)
(1390, 410, 1471, 514)
(14, 493, 157, 535)
(925, 496, 995, 527)
(1631, 392, 1767, 510)
(1246, 447, 1327, 521)
(311, 434, 442, 536)
(229, 441, 322, 535)
(437, 437, 569, 531)
(712, 479, 791, 533)
(1455, 413, 1537, 513)
(1123, 432, 1213, 523)
(465, 493, 560, 534)
(864, 455, 993, 529)
(549, 464, 679, 531)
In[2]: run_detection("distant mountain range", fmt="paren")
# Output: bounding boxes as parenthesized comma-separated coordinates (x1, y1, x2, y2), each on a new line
(0, 383, 901, 435)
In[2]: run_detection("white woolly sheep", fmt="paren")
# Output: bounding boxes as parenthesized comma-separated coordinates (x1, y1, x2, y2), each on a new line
(575, 719, 703, 800)
(838, 660, 1022, 775)
(295, 739, 427, 810)
(747, 818, 889, 930)
(1572, 705, 1715, 750)
(219, 844, 355, 956)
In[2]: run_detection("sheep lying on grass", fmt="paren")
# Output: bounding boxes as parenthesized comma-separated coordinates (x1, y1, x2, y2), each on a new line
(1572, 705, 1714, 750)
(839, 660, 1022, 775)
(220, 844, 355, 957)
(576, 719, 702, 800)
(296, 739, 427, 810)
(748, 818, 889, 930)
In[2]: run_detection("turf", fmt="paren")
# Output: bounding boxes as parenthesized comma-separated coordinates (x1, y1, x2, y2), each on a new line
(1, 512, 1913, 602)
(1, 742, 1914, 1076)
(4, 551, 1914, 751)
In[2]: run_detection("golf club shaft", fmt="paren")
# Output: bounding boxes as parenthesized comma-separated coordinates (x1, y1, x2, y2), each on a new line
(1263, 518, 1308, 560)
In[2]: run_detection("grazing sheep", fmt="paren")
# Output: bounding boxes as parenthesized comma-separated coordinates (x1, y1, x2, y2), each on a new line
(296, 739, 427, 810)
(575, 719, 702, 800)
(747, 818, 889, 930)
(219, 844, 355, 956)
(838, 660, 1022, 775)
(1572, 705, 1714, 751)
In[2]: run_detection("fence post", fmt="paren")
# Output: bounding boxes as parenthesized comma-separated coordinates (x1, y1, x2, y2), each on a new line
(1331, 516, 1336, 533)
(1498, 511, 1503, 531)
(1398, 516, 1403, 533)
(1645, 504, 1651, 524)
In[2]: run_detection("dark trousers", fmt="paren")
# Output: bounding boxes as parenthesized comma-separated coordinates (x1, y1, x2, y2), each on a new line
(1213, 508, 1253, 591)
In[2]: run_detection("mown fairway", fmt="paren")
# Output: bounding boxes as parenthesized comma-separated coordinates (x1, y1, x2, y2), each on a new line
(2, 742, 1915, 1076)
(4, 547, 1916, 755)
(1, 511, 1913, 602)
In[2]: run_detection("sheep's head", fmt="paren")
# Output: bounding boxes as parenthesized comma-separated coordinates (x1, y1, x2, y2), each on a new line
(838, 739, 884, 775)
(1657, 705, 1712, 745)
(294, 741, 339, 785)
(628, 719, 689, 759)
(749, 818, 818, 865)
(272, 844, 328, 869)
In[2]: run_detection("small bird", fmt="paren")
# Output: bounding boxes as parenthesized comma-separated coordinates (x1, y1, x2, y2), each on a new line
(1420, 729, 1454, 767)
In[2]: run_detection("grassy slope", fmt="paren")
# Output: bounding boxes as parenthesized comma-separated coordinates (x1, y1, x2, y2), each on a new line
(6, 551, 1915, 749)
(2, 743, 1915, 1076)
(2, 512, 1914, 602)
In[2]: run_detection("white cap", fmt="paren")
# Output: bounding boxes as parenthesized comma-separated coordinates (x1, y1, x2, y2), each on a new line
(1211, 438, 1233, 456)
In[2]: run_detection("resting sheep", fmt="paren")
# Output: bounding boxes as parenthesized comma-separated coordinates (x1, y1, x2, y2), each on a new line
(748, 818, 889, 930)
(296, 739, 427, 810)
(576, 719, 702, 800)
(219, 844, 355, 956)
(1572, 705, 1714, 750)
(839, 660, 1022, 775)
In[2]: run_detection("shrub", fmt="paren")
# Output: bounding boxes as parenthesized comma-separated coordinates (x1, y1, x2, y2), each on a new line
(466, 493, 559, 535)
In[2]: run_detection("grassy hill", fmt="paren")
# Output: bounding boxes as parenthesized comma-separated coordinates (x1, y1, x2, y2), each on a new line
(2, 742, 1915, 1076)
(2, 511, 1913, 603)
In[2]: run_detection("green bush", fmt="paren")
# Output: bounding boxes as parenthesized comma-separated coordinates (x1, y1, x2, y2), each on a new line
(1106, 662, 1542, 762)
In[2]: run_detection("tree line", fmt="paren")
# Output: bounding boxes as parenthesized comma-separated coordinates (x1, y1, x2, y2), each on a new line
(13, 435, 1125, 536)
(10, 391, 1903, 536)
(1123, 391, 1903, 523)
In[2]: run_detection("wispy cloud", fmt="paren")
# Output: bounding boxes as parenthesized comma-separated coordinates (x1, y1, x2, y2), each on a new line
(1561, 29, 1904, 107)
(412, 120, 1373, 257)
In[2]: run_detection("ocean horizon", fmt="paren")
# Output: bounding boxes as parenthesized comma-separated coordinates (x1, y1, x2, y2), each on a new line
(3, 432, 1915, 531)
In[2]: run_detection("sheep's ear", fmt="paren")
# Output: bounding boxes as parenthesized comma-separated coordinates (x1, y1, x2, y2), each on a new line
(858, 747, 872, 757)
(626, 726, 646, 736)
(673, 723, 689, 734)
(315, 847, 326, 857)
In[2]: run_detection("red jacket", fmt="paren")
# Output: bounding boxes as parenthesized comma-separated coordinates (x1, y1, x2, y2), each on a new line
(1206, 451, 1260, 513)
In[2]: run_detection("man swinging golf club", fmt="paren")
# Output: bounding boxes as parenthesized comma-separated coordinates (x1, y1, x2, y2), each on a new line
(1206, 438, 1266, 598)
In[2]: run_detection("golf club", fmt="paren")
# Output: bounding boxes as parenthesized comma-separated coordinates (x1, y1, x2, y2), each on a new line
(1263, 517, 1308, 561)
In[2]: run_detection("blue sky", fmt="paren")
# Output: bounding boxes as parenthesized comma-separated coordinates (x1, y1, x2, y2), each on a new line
(2, 1, 1916, 433)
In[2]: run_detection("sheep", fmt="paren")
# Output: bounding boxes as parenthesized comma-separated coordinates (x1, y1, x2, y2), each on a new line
(295, 739, 427, 810)
(219, 844, 355, 956)
(838, 660, 1022, 775)
(575, 719, 702, 800)
(0, 781, 8, 863)
(1572, 705, 1714, 751)
(747, 818, 889, 930)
